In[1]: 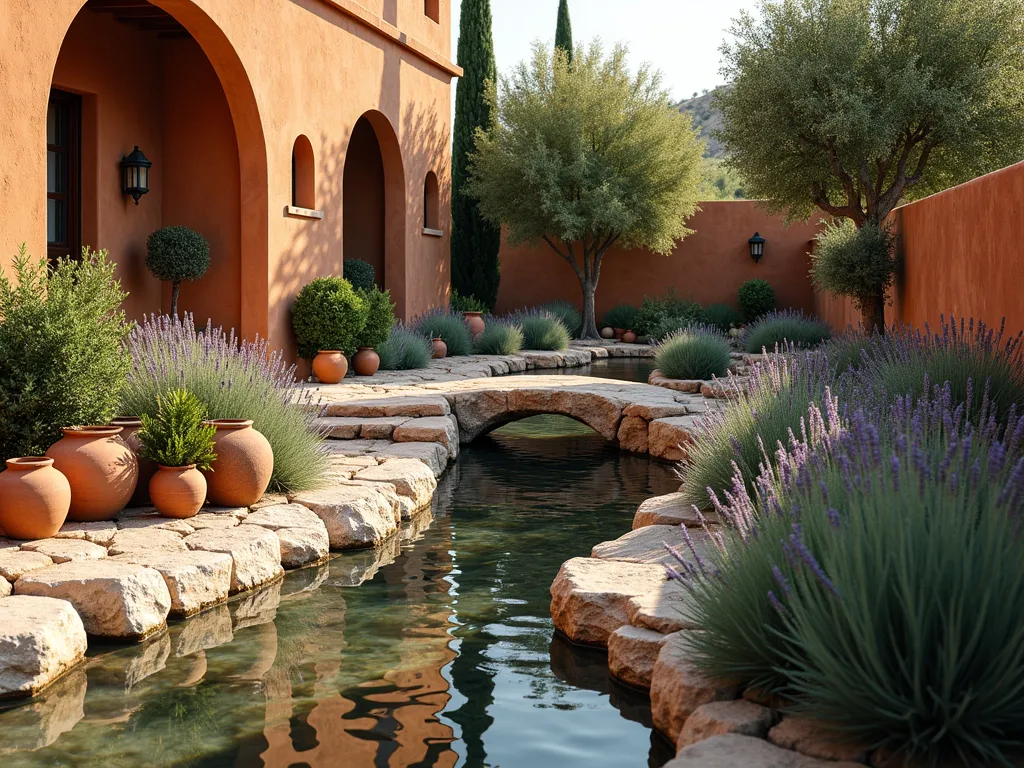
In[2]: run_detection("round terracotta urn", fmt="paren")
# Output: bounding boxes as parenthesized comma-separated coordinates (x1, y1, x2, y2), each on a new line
(150, 465, 207, 519)
(0, 457, 72, 539)
(312, 350, 347, 384)
(622, 330, 638, 344)
(202, 420, 274, 507)
(463, 311, 486, 337)
(110, 417, 157, 506)
(600, 326, 615, 339)
(613, 327, 625, 340)
(45, 426, 138, 522)
(432, 337, 448, 359)
(352, 347, 381, 376)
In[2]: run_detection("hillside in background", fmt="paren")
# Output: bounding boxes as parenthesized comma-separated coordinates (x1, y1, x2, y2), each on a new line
(676, 87, 726, 159)
(677, 87, 745, 200)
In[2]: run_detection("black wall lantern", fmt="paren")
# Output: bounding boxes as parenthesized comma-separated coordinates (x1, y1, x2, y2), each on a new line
(748, 231, 766, 263)
(121, 146, 152, 205)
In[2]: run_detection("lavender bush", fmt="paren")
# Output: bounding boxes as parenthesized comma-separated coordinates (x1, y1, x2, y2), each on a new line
(674, 385, 1024, 764)
(377, 322, 432, 370)
(119, 314, 327, 493)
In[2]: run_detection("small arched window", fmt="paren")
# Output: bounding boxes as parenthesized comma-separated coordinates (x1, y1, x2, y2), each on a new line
(291, 135, 315, 210)
(424, 171, 440, 230)
(424, 0, 440, 23)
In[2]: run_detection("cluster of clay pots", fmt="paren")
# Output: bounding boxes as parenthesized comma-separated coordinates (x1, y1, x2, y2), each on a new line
(312, 347, 381, 383)
(600, 326, 638, 343)
(0, 419, 274, 539)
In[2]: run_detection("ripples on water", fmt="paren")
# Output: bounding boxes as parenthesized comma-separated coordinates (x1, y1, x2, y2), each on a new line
(0, 411, 679, 768)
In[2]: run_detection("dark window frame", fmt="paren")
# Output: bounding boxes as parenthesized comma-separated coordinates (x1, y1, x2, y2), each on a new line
(47, 88, 82, 261)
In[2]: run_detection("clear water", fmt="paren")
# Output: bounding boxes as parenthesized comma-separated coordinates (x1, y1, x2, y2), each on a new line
(0, 419, 679, 768)
(514, 356, 656, 383)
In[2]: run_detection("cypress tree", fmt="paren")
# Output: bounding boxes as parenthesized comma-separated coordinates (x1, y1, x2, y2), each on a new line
(555, 0, 573, 61)
(451, 0, 501, 310)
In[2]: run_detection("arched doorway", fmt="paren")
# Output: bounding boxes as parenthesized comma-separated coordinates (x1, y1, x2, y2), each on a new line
(342, 111, 406, 315)
(47, 0, 268, 339)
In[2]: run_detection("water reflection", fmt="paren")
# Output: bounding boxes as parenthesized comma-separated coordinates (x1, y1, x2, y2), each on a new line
(0, 420, 677, 767)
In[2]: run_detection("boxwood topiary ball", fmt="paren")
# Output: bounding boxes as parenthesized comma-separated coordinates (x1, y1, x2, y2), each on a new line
(145, 226, 211, 283)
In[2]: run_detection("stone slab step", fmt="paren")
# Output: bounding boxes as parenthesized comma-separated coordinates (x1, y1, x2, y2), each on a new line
(0, 595, 88, 698)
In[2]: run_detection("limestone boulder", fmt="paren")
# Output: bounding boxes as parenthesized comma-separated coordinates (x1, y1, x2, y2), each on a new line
(0, 550, 55, 582)
(184, 526, 283, 594)
(607, 625, 671, 689)
(291, 485, 400, 550)
(393, 414, 460, 458)
(647, 372, 703, 394)
(0, 595, 88, 697)
(701, 378, 746, 399)
(0, 576, 10, 598)
(648, 415, 704, 461)
(112, 550, 233, 616)
(107, 528, 188, 556)
(678, 700, 777, 749)
(186, 513, 240, 531)
(15, 560, 171, 640)
(667, 734, 864, 768)
(273, 527, 330, 568)
(373, 441, 448, 477)
(53, 521, 118, 546)
(623, 400, 693, 420)
(242, 502, 329, 532)
(768, 716, 870, 762)
(353, 459, 437, 510)
(626, 578, 700, 634)
(651, 631, 742, 741)
(616, 415, 649, 454)
(592, 524, 711, 568)
(452, 389, 509, 442)
(323, 395, 450, 418)
(116, 515, 194, 536)
(550, 557, 668, 646)
(21, 538, 107, 564)
(633, 492, 719, 529)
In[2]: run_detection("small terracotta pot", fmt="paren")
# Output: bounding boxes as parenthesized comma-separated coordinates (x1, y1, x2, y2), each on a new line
(599, 327, 615, 339)
(202, 420, 274, 507)
(463, 311, 485, 337)
(0, 457, 71, 540)
(432, 337, 448, 359)
(150, 465, 207, 519)
(613, 327, 625, 340)
(46, 426, 137, 522)
(312, 350, 347, 384)
(622, 330, 638, 344)
(110, 417, 157, 506)
(352, 347, 381, 376)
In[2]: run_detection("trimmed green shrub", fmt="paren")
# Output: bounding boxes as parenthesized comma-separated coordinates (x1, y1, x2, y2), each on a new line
(343, 259, 376, 291)
(738, 279, 775, 321)
(474, 318, 524, 355)
(811, 220, 896, 319)
(120, 314, 327, 493)
(655, 326, 732, 380)
(540, 300, 582, 338)
(510, 309, 570, 350)
(602, 304, 638, 330)
(450, 289, 489, 313)
(414, 308, 473, 356)
(356, 287, 395, 349)
(146, 226, 211, 316)
(137, 389, 217, 469)
(0, 246, 130, 458)
(703, 303, 743, 333)
(377, 323, 433, 370)
(743, 310, 831, 353)
(291, 277, 368, 359)
(634, 289, 705, 337)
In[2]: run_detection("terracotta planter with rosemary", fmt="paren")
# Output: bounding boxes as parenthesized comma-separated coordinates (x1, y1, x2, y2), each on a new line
(0, 457, 71, 539)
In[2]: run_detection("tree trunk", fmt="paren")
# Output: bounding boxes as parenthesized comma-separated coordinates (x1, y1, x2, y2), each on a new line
(171, 281, 180, 318)
(580, 279, 599, 339)
(861, 293, 886, 336)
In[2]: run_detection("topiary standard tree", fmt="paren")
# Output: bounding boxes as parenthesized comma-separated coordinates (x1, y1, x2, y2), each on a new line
(555, 0, 573, 62)
(451, 0, 502, 310)
(467, 41, 704, 339)
(146, 226, 211, 317)
(717, 0, 1024, 333)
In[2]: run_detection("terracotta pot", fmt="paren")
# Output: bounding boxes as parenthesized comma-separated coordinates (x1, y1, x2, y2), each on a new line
(0, 457, 71, 539)
(463, 311, 486, 337)
(613, 327, 625, 340)
(45, 426, 138, 522)
(622, 330, 638, 344)
(352, 347, 381, 376)
(110, 417, 157, 506)
(312, 350, 347, 384)
(432, 337, 448, 359)
(599, 326, 615, 339)
(202, 420, 274, 507)
(150, 465, 207, 519)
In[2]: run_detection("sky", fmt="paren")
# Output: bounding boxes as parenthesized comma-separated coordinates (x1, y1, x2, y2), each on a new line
(450, 0, 761, 103)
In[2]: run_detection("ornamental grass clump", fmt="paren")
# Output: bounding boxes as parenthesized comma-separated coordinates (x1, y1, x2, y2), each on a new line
(473, 318, 524, 355)
(540, 300, 582, 338)
(742, 309, 831, 353)
(703, 303, 742, 334)
(602, 304, 638, 331)
(414, 308, 473, 356)
(120, 313, 327, 493)
(675, 387, 1024, 765)
(377, 323, 432, 370)
(509, 308, 570, 350)
(654, 325, 731, 380)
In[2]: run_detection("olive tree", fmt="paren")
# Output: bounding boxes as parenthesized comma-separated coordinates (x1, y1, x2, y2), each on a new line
(718, 0, 1024, 332)
(467, 42, 704, 339)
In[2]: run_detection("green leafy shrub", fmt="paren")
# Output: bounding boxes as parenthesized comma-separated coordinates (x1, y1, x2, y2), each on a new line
(510, 309, 570, 350)
(703, 303, 743, 333)
(540, 300, 582, 338)
(602, 304, 638, 330)
(474, 318, 524, 355)
(120, 314, 327, 493)
(0, 246, 130, 458)
(146, 226, 211, 316)
(821, 330, 873, 375)
(413, 309, 473, 356)
(342, 259, 376, 291)
(450, 289, 489, 313)
(737, 279, 775, 321)
(355, 287, 395, 349)
(291, 277, 368, 359)
(743, 310, 831, 353)
(377, 323, 432, 370)
(137, 389, 217, 469)
(633, 289, 706, 337)
(811, 220, 896, 317)
(655, 326, 732, 380)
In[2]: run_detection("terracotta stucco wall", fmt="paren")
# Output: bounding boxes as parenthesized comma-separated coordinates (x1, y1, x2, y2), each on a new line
(495, 201, 822, 318)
